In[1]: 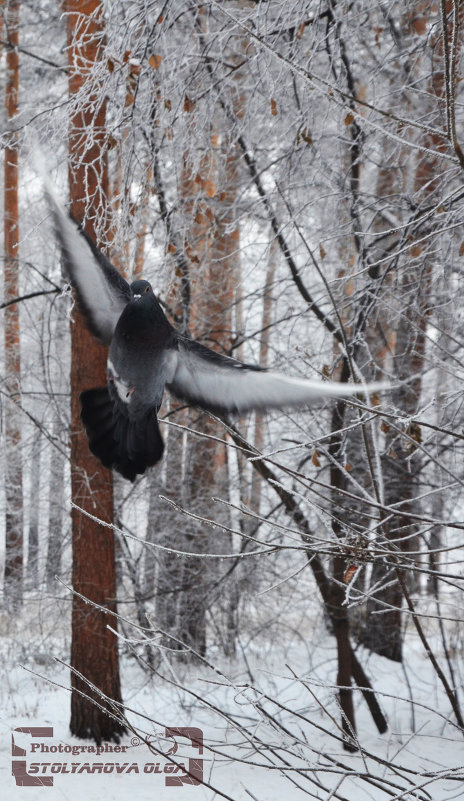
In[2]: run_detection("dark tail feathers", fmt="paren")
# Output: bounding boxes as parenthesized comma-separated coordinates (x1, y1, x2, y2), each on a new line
(80, 386, 164, 481)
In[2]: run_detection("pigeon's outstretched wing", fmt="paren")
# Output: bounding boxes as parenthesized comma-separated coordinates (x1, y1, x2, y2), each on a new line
(44, 178, 131, 344)
(168, 338, 388, 415)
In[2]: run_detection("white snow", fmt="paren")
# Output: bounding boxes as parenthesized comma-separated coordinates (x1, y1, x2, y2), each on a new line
(2, 598, 464, 801)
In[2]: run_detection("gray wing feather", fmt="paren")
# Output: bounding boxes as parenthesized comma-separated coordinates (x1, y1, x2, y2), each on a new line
(168, 338, 389, 414)
(43, 174, 130, 344)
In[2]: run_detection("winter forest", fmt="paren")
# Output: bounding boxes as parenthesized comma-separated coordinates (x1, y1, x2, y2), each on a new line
(2, 0, 464, 799)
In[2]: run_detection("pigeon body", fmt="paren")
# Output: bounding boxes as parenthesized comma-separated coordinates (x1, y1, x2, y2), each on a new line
(109, 280, 176, 415)
(45, 182, 389, 481)
(80, 280, 175, 479)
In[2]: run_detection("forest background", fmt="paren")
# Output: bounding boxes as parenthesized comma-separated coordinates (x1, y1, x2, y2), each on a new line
(2, 1, 464, 799)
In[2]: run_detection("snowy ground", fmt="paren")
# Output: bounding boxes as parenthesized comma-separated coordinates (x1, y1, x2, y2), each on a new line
(1, 599, 464, 801)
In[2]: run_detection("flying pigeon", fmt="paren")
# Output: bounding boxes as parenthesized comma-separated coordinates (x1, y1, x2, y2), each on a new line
(45, 185, 389, 481)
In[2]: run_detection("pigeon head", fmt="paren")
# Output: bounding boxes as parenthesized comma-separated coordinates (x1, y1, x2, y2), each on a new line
(125, 277, 172, 334)
(130, 279, 153, 300)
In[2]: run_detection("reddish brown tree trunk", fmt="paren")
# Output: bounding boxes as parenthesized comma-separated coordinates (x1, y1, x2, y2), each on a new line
(3, 0, 23, 612)
(65, 0, 125, 743)
(156, 127, 239, 657)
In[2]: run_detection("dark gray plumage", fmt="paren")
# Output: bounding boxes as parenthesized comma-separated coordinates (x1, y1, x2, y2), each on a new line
(45, 182, 389, 481)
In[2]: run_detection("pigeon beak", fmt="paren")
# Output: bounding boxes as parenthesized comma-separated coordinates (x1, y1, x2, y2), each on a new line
(133, 294, 141, 299)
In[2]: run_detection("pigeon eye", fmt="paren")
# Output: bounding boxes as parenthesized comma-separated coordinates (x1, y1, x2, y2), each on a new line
(145, 285, 150, 294)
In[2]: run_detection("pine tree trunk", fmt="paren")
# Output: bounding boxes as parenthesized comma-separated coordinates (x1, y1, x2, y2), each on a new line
(65, 0, 125, 743)
(3, 0, 23, 612)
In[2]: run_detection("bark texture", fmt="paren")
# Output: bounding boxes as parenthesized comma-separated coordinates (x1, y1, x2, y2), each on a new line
(66, 0, 125, 743)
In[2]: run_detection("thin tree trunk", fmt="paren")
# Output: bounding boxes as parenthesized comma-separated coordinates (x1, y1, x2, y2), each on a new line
(26, 434, 41, 588)
(65, 0, 125, 743)
(328, 383, 362, 749)
(46, 418, 65, 592)
(250, 237, 277, 514)
(133, 165, 152, 278)
(3, 0, 23, 612)
(155, 401, 186, 648)
(143, 465, 164, 600)
(228, 237, 278, 653)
